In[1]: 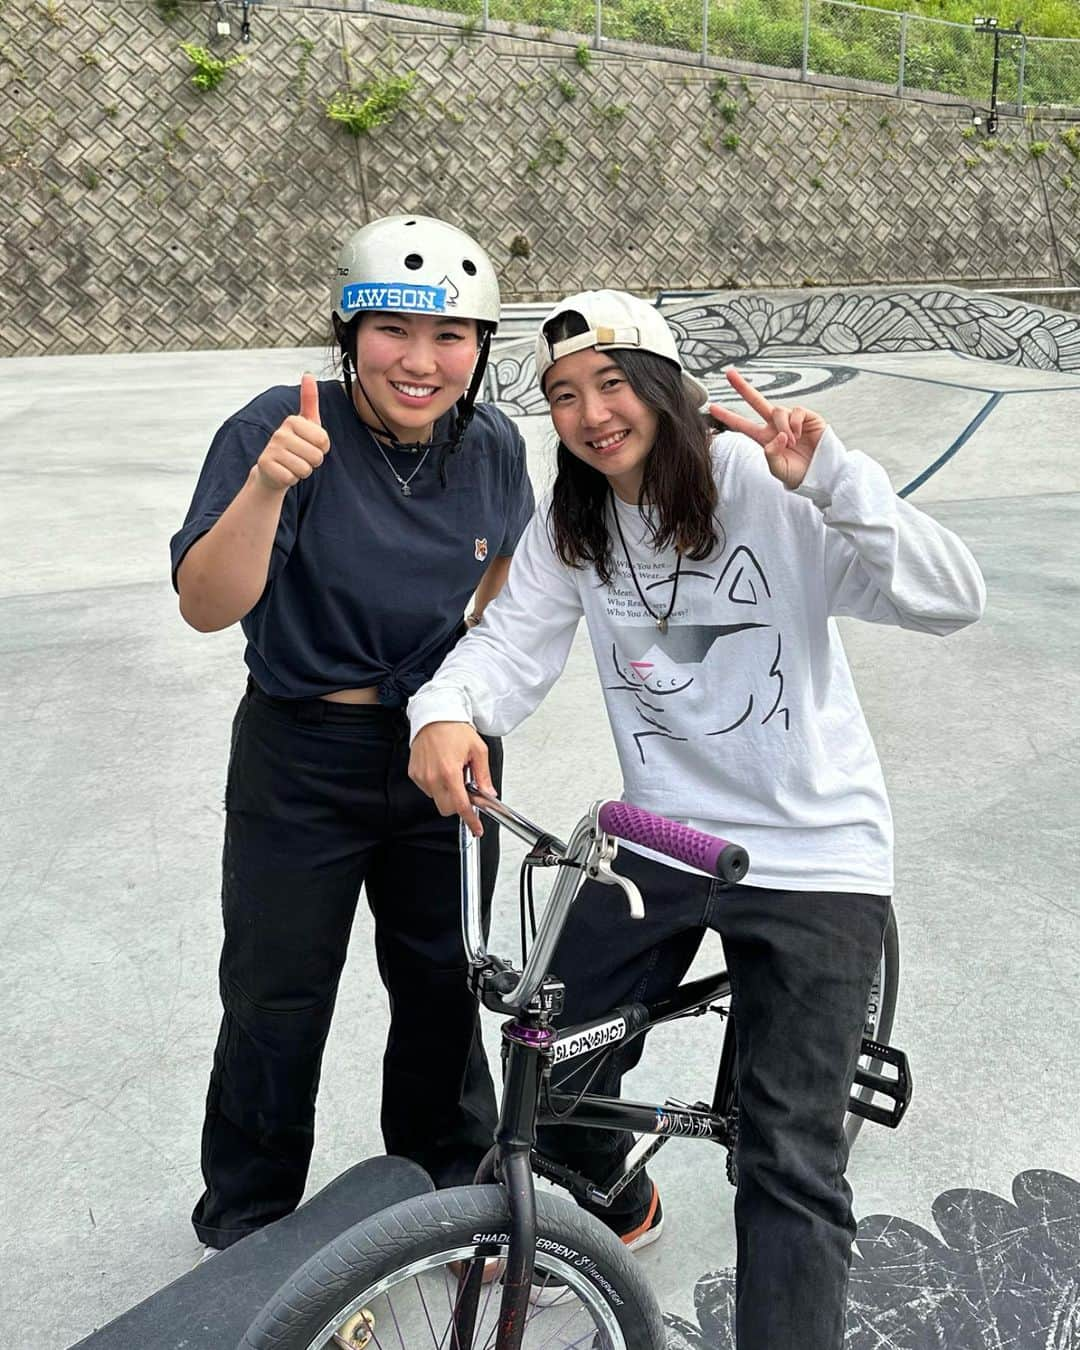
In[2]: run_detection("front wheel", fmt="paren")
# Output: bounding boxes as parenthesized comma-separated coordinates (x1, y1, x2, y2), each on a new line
(240, 1184, 665, 1350)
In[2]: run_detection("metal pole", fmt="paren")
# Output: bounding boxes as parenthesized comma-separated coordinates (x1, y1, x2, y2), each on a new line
(1017, 34, 1026, 114)
(800, 0, 810, 79)
(988, 26, 1000, 133)
(595, 0, 602, 48)
(701, 0, 708, 67)
(898, 12, 907, 97)
(482, 0, 488, 29)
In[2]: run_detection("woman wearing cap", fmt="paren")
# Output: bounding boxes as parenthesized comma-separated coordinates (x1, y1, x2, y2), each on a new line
(171, 216, 534, 1256)
(408, 290, 984, 1347)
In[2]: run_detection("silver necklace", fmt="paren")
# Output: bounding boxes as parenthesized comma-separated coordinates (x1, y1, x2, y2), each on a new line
(610, 493, 682, 634)
(373, 441, 431, 496)
(364, 427, 432, 496)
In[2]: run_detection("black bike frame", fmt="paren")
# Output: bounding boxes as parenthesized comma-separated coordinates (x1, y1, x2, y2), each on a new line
(455, 791, 908, 1350)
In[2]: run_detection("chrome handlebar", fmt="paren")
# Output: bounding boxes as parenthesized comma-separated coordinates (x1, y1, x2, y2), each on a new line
(460, 786, 644, 1013)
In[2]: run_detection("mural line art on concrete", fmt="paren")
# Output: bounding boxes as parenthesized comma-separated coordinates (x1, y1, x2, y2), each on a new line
(488, 288, 1080, 416)
(663, 1169, 1080, 1350)
(664, 289, 1080, 372)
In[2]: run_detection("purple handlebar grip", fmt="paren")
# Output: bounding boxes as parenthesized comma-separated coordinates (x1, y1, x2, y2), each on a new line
(597, 802, 750, 884)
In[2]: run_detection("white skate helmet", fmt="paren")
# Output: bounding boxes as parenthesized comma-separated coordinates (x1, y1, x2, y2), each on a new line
(333, 215, 500, 329)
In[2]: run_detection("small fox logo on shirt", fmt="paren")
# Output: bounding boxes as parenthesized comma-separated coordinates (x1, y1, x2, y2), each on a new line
(474, 538, 489, 562)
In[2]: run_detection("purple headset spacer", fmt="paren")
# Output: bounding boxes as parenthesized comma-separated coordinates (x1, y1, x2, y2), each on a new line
(597, 801, 750, 884)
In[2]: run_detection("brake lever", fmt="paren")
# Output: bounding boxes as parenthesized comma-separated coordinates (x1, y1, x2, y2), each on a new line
(584, 826, 645, 919)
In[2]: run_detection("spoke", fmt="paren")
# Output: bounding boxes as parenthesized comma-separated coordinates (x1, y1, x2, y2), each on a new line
(533, 1297, 593, 1349)
(478, 1304, 500, 1350)
(382, 1286, 408, 1350)
(366, 1314, 389, 1350)
(321, 1252, 618, 1350)
(444, 1269, 476, 1350)
(477, 1267, 501, 1331)
(438, 1268, 458, 1350)
(415, 1274, 442, 1346)
(558, 1319, 613, 1350)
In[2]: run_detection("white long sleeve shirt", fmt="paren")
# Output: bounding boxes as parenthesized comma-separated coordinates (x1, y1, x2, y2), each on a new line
(409, 429, 986, 894)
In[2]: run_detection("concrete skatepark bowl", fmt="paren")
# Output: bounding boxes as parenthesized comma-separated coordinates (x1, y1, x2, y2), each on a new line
(1, 286, 1077, 1348)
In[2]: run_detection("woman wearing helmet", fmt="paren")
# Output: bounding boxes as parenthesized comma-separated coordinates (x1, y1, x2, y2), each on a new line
(407, 290, 985, 1348)
(171, 216, 534, 1256)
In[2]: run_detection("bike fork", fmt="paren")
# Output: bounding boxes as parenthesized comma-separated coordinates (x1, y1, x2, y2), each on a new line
(454, 1145, 537, 1350)
(456, 1025, 549, 1350)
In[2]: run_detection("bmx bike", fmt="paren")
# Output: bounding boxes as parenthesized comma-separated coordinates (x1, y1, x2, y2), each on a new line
(240, 791, 909, 1350)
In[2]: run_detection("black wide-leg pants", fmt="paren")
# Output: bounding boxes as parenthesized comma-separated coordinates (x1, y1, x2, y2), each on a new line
(539, 847, 890, 1350)
(192, 684, 502, 1249)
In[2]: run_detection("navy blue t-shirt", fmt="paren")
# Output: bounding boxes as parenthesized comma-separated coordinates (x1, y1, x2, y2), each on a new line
(170, 380, 534, 705)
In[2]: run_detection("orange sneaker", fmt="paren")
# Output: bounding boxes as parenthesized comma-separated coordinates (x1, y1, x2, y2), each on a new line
(618, 1182, 664, 1253)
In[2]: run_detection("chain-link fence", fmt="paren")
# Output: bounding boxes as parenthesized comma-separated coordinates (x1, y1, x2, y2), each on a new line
(1024, 35, 1080, 110)
(603, 0, 703, 55)
(431, 0, 1078, 110)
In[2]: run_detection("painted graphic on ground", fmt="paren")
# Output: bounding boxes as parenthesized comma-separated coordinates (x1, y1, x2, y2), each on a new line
(664, 1169, 1080, 1350)
(665, 289, 1080, 373)
(488, 288, 1080, 417)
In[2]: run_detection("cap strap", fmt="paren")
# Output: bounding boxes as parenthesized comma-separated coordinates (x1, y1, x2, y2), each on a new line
(548, 325, 641, 361)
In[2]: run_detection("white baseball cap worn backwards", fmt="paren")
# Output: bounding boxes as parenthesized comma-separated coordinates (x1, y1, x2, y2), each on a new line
(535, 289, 709, 408)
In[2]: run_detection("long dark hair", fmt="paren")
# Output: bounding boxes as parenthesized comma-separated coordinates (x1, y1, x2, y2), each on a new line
(545, 316, 721, 584)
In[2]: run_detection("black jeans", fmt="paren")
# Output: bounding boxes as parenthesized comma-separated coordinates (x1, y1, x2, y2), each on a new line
(192, 684, 502, 1249)
(539, 848, 890, 1350)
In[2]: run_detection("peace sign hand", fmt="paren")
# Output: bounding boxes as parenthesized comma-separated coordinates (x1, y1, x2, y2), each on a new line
(709, 368, 828, 490)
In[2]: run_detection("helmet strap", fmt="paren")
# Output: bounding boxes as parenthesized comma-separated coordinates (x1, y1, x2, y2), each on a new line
(438, 325, 493, 486)
(337, 316, 430, 452)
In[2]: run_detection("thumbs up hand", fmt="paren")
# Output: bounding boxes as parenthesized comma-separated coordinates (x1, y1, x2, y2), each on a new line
(254, 373, 331, 493)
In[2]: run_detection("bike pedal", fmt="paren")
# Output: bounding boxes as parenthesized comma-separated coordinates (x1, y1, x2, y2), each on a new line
(847, 1038, 912, 1128)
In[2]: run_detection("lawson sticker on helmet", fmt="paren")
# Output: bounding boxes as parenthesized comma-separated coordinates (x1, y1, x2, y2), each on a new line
(339, 281, 449, 314)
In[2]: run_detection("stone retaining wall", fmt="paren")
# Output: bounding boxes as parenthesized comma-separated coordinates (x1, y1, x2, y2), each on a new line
(2, 0, 1078, 355)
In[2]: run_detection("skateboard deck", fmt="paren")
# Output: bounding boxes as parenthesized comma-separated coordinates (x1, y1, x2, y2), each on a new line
(72, 1156, 433, 1349)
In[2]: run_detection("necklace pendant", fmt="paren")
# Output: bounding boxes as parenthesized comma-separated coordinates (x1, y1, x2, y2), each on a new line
(657, 617, 668, 634)
(401, 483, 412, 497)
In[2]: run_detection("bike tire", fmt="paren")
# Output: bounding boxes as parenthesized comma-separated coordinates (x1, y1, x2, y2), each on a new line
(843, 902, 900, 1147)
(239, 1183, 665, 1350)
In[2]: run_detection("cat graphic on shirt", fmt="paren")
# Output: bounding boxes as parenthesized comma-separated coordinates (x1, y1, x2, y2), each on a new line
(605, 545, 789, 764)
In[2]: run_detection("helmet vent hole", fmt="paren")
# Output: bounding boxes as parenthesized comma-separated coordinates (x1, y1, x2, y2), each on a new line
(462, 259, 478, 276)
(404, 219, 417, 226)
(404, 253, 424, 270)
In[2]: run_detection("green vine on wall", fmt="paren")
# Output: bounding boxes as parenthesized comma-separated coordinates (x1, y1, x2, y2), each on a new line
(291, 35, 316, 102)
(527, 126, 567, 173)
(179, 42, 246, 92)
(0, 41, 26, 78)
(325, 72, 416, 136)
